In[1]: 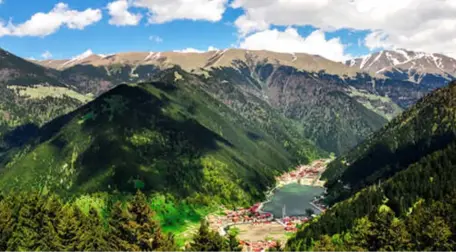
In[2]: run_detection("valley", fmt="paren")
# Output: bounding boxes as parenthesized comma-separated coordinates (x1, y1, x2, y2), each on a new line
(0, 45, 455, 251)
(201, 159, 330, 252)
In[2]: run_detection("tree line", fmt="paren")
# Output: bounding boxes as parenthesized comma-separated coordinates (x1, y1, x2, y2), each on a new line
(0, 190, 243, 251)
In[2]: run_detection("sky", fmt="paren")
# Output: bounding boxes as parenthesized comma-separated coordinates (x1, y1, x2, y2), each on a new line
(0, 0, 455, 62)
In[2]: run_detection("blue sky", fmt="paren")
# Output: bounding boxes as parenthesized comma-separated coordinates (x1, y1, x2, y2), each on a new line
(0, 0, 453, 61)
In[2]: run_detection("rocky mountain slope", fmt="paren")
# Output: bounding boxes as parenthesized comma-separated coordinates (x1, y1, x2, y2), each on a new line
(0, 67, 323, 207)
(287, 81, 456, 251)
(347, 49, 456, 88)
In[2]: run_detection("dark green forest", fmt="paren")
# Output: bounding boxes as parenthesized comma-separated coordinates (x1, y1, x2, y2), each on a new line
(0, 190, 243, 251)
(286, 81, 456, 251)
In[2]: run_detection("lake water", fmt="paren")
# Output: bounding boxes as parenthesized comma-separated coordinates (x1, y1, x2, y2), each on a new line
(262, 183, 325, 217)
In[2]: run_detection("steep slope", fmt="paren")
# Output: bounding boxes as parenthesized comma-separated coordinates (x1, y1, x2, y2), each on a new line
(288, 141, 456, 251)
(0, 67, 324, 207)
(323, 81, 456, 202)
(205, 64, 389, 155)
(0, 49, 89, 150)
(347, 49, 456, 88)
(287, 81, 456, 251)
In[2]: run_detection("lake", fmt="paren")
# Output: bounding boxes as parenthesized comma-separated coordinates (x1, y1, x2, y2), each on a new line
(262, 183, 325, 217)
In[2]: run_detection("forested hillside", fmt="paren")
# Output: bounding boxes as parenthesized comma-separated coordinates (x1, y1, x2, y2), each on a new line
(286, 81, 456, 251)
(0, 67, 323, 209)
(323, 81, 456, 203)
(287, 141, 456, 251)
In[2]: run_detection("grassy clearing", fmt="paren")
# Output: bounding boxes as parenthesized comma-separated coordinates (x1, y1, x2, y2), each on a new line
(7, 85, 91, 103)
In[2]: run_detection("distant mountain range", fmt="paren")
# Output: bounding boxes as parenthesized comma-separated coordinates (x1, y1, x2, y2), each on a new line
(0, 47, 454, 155)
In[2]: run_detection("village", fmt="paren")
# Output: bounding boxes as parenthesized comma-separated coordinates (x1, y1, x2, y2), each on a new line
(206, 159, 331, 252)
(276, 159, 330, 187)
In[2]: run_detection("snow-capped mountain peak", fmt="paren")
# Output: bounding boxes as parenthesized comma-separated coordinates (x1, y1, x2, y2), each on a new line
(346, 49, 456, 77)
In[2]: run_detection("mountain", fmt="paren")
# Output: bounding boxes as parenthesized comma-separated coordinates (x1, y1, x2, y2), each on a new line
(347, 49, 456, 88)
(0, 67, 324, 207)
(21, 47, 453, 154)
(32, 49, 402, 154)
(287, 81, 456, 251)
(0, 49, 90, 150)
(35, 49, 360, 76)
(323, 80, 456, 202)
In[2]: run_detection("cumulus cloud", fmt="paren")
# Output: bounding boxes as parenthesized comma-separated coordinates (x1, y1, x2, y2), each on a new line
(240, 28, 351, 62)
(0, 3, 102, 37)
(231, 0, 456, 57)
(132, 0, 228, 24)
(41, 50, 53, 59)
(148, 35, 163, 43)
(107, 0, 142, 26)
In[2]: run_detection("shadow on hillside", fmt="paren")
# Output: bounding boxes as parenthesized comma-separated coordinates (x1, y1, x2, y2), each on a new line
(60, 83, 234, 196)
(330, 132, 456, 203)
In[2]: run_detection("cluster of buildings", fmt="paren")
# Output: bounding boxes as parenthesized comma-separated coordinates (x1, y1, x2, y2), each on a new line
(280, 216, 311, 231)
(224, 203, 274, 224)
(277, 159, 328, 186)
(207, 203, 274, 234)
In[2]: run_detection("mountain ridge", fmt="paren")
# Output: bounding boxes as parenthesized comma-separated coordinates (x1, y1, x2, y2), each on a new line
(32, 48, 365, 77)
(347, 49, 456, 88)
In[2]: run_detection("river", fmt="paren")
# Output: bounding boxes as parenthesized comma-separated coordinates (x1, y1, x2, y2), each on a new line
(261, 183, 325, 217)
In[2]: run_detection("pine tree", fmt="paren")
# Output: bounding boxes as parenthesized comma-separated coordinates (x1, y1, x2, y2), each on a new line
(77, 207, 109, 251)
(56, 205, 82, 251)
(0, 194, 18, 250)
(226, 233, 242, 251)
(6, 192, 42, 251)
(35, 194, 63, 251)
(108, 191, 171, 251)
(129, 191, 163, 251)
(108, 201, 139, 251)
(189, 219, 226, 251)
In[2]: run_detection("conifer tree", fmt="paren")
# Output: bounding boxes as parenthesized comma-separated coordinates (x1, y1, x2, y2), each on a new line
(108, 201, 139, 251)
(6, 192, 42, 251)
(129, 190, 163, 251)
(57, 205, 82, 251)
(77, 207, 109, 251)
(0, 194, 18, 250)
(189, 219, 226, 251)
(226, 233, 242, 251)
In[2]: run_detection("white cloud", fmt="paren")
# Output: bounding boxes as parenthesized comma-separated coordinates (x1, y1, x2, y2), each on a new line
(240, 28, 351, 62)
(0, 3, 102, 37)
(132, 0, 228, 24)
(207, 46, 219, 51)
(231, 0, 456, 58)
(174, 46, 219, 53)
(107, 0, 142, 26)
(41, 50, 53, 59)
(148, 35, 163, 43)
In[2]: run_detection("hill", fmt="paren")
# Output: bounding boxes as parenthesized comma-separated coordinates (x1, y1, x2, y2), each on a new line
(322, 81, 456, 202)
(286, 81, 456, 251)
(0, 49, 89, 150)
(0, 67, 324, 208)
